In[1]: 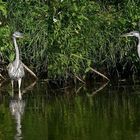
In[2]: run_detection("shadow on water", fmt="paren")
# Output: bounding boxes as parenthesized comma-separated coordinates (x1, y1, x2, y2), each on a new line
(0, 80, 140, 140)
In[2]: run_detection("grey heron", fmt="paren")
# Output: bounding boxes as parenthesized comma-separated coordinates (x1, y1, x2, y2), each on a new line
(8, 31, 25, 99)
(122, 31, 140, 58)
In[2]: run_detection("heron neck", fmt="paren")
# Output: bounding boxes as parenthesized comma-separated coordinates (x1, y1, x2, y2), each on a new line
(13, 37, 20, 63)
(137, 37, 140, 58)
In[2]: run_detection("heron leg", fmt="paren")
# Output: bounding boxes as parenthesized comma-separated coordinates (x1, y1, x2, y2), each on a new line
(18, 78, 22, 100)
(11, 80, 14, 89)
(11, 80, 14, 97)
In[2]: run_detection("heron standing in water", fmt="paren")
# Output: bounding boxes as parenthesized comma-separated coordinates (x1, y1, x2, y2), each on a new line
(122, 31, 140, 58)
(8, 32, 25, 99)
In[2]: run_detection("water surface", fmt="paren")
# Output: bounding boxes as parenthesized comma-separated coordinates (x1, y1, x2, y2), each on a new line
(0, 81, 140, 140)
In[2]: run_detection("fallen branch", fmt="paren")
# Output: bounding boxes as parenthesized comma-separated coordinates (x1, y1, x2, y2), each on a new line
(22, 62, 38, 79)
(75, 75, 85, 84)
(71, 54, 109, 81)
(0, 74, 5, 80)
(89, 67, 110, 81)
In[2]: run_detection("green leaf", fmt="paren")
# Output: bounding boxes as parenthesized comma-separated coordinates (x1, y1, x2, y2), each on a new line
(85, 67, 91, 73)
(0, 2, 7, 16)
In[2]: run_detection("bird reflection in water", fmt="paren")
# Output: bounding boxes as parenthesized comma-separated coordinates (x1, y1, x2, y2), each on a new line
(10, 97, 25, 140)
(9, 81, 36, 140)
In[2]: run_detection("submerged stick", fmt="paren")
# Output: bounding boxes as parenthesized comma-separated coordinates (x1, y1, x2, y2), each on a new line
(87, 81, 109, 97)
(22, 62, 38, 79)
(90, 67, 110, 81)
(22, 81, 36, 94)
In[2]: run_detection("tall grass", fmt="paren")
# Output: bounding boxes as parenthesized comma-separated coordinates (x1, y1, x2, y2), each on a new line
(1, 0, 140, 80)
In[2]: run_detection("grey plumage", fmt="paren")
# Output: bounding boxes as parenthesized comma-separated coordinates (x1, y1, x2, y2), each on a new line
(8, 60, 25, 80)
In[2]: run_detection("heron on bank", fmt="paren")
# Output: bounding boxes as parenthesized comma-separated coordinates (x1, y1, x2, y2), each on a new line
(122, 31, 140, 58)
(8, 31, 25, 99)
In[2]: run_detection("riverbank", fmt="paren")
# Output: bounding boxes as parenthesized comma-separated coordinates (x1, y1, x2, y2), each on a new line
(0, 0, 140, 81)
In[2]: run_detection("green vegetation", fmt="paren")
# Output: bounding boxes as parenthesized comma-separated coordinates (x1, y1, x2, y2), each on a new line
(0, 0, 140, 80)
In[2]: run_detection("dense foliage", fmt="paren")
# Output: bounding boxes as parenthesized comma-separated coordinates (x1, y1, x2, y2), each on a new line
(0, 0, 140, 80)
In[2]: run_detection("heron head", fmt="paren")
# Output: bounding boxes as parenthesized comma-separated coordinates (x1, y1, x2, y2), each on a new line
(13, 31, 23, 38)
(122, 31, 140, 38)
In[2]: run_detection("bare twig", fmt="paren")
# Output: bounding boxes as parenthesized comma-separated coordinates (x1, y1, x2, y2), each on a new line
(0, 74, 5, 80)
(90, 67, 110, 81)
(71, 54, 109, 81)
(75, 75, 85, 84)
(22, 62, 38, 79)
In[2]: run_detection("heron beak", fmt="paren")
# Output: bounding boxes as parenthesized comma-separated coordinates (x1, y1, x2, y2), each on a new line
(125, 33, 131, 37)
(121, 33, 129, 37)
(121, 32, 134, 37)
(121, 34, 126, 37)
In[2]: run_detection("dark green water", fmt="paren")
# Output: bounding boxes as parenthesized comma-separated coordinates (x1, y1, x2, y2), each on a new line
(1, 81, 140, 140)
